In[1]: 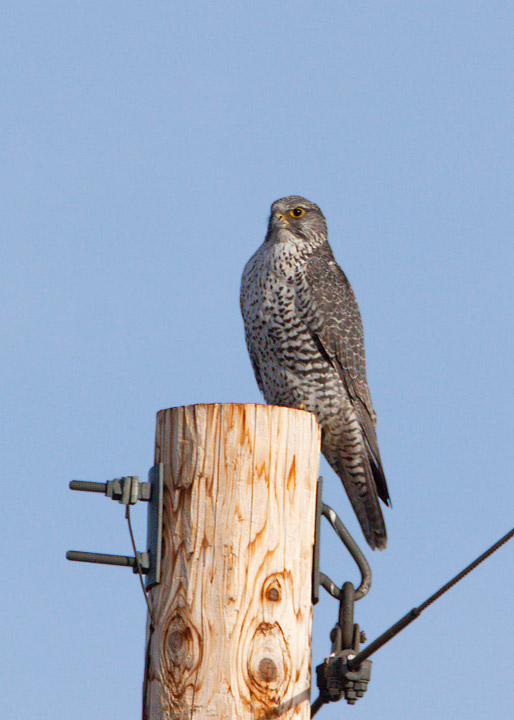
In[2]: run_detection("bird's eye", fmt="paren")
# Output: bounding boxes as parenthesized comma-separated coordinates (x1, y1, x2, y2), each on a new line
(290, 207, 305, 218)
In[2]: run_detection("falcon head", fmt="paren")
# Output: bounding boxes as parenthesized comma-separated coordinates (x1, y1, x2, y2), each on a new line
(267, 196, 328, 243)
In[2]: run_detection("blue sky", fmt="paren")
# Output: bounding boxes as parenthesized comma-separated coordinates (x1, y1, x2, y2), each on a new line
(2, 3, 513, 719)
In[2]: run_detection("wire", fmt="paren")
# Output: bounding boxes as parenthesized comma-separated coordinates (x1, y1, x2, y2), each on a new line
(347, 525, 514, 670)
(417, 524, 514, 612)
(125, 505, 155, 629)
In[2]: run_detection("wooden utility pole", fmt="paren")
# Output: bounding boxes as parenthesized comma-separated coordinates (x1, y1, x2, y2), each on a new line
(142, 403, 321, 720)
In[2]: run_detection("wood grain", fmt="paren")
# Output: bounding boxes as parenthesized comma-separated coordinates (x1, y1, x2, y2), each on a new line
(142, 403, 320, 719)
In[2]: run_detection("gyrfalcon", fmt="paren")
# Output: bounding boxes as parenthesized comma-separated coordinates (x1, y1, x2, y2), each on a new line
(240, 196, 391, 550)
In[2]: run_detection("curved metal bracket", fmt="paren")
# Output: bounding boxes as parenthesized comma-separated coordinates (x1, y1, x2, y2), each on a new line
(320, 504, 372, 600)
(312, 477, 372, 604)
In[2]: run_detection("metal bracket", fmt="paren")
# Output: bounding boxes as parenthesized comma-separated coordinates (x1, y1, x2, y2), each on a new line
(144, 463, 163, 589)
(312, 477, 372, 604)
(311, 476, 373, 715)
(66, 463, 163, 589)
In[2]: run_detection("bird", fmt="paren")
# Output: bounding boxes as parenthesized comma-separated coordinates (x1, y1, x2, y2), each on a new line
(240, 195, 391, 550)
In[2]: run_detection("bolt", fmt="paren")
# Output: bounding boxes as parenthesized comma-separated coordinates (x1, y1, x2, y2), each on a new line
(360, 630, 367, 643)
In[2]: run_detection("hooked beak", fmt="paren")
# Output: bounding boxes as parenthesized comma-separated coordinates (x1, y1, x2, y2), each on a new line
(272, 212, 289, 228)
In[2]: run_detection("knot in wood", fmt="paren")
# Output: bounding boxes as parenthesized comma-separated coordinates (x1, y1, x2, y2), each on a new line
(168, 630, 185, 654)
(163, 612, 201, 694)
(247, 622, 291, 704)
(258, 657, 278, 682)
(266, 586, 281, 602)
(166, 622, 191, 666)
(262, 574, 285, 605)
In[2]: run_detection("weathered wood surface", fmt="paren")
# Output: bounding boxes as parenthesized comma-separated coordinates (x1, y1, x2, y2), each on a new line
(142, 403, 321, 720)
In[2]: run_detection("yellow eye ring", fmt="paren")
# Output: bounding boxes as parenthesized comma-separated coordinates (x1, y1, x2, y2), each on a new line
(289, 207, 305, 218)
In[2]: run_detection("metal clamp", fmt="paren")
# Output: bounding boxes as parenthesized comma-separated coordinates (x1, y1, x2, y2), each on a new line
(66, 463, 163, 589)
(315, 648, 372, 708)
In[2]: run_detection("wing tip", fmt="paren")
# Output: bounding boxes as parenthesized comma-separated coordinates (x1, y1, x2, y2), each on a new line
(370, 454, 392, 507)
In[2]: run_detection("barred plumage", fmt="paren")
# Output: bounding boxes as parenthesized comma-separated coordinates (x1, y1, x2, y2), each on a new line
(240, 196, 391, 550)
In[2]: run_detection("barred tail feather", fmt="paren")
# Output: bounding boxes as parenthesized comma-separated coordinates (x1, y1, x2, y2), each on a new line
(322, 442, 388, 551)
